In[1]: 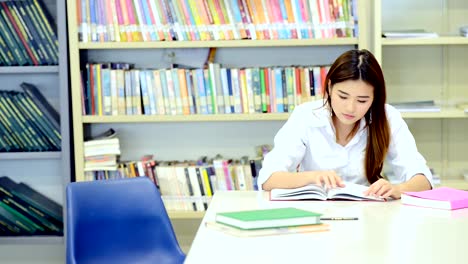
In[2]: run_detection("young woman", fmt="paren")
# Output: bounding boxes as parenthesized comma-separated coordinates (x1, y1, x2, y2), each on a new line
(258, 49, 432, 199)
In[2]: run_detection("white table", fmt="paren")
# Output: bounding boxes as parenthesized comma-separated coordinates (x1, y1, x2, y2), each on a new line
(184, 191, 468, 264)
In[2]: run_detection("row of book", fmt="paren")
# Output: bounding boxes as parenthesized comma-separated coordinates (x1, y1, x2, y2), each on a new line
(0, 83, 61, 152)
(0, 0, 58, 66)
(81, 62, 329, 116)
(78, 0, 358, 42)
(83, 156, 264, 212)
(0, 176, 63, 236)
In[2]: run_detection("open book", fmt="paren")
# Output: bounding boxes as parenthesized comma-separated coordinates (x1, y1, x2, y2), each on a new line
(270, 182, 385, 201)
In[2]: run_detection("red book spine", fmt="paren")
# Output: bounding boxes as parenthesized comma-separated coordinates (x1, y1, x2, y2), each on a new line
(1, 2, 39, 65)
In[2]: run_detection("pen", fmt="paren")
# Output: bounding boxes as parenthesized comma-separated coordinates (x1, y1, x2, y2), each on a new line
(320, 217, 359, 220)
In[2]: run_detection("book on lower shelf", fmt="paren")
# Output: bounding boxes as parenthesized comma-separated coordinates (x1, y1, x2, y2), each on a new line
(382, 29, 439, 38)
(215, 207, 322, 230)
(205, 221, 329, 237)
(270, 182, 385, 201)
(460, 26, 468, 37)
(401, 187, 468, 210)
(0, 176, 63, 236)
(456, 103, 468, 113)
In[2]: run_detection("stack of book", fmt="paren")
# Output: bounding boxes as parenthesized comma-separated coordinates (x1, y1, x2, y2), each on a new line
(0, 176, 63, 236)
(207, 207, 329, 237)
(84, 130, 121, 173)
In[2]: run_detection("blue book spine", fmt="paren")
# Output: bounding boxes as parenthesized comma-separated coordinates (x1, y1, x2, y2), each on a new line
(226, 68, 234, 113)
(275, 68, 284, 113)
(196, 69, 208, 115)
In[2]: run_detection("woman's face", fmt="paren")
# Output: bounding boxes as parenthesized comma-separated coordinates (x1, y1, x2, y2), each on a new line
(330, 79, 374, 127)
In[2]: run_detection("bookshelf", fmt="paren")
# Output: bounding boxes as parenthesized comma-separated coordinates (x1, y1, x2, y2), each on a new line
(0, 0, 69, 246)
(66, 1, 468, 254)
(373, 0, 468, 184)
(67, 0, 468, 214)
(66, 0, 369, 226)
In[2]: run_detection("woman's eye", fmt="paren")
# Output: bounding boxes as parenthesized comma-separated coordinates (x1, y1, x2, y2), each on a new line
(339, 95, 347, 100)
(358, 100, 368, 104)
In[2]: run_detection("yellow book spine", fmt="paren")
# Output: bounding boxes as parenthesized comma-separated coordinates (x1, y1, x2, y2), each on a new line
(96, 64, 103, 116)
(206, 0, 224, 40)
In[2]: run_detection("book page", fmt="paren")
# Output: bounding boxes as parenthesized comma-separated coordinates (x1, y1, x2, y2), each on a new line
(327, 182, 384, 201)
(270, 184, 327, 200)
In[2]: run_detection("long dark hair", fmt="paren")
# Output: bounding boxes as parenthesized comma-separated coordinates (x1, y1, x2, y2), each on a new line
(324, 49, 390, 184)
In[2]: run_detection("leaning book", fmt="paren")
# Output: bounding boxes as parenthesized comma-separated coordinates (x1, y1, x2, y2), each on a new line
(205, 221, 329, 237)
(270, 182, 385, 201)
(215, 207, 322, 230)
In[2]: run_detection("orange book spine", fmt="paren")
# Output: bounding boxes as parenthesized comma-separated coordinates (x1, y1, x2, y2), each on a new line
(177, 69, 190, 115)
(253, 0, 270, 39)
(119, 0, 133, 41)
(284, 0, 297, 39)
(197, 0, 213, 40)
(245, 0, 263, 39)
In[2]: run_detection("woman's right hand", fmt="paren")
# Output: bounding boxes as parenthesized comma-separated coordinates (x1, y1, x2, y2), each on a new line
(307, 170, 345, 189)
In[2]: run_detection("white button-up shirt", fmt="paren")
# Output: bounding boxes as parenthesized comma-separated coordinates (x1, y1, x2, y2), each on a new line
(257, 100, 433, 190)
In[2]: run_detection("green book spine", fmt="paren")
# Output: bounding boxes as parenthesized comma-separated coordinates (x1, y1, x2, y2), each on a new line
(0, 93, 28, 150)
(21, 0, 58, 64)
(0, 7, 26, 65)
(20, 93, 61, 150)
(0, 208, 26, 235)
(0, 3, 32, 65)
(0, 202, 41, 234)
(0, 177, 63, 226)
(0, 93, 37, 151)
(10, 1, 50, 65)
(11, 93, 52, 151)
(3, 92, 43, 151)
(259, 68, 267, 113)
(0, 186, 62, 235)
(4, 1, 42, 65)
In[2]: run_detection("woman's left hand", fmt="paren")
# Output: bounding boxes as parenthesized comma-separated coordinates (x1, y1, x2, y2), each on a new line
(364, 179, 402, 199)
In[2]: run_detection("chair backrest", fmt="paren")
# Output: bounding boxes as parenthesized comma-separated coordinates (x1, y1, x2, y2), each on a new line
(66, 177, 185, 264)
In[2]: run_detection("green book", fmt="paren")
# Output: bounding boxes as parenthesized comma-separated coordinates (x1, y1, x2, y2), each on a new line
(215, 207, 322, 230)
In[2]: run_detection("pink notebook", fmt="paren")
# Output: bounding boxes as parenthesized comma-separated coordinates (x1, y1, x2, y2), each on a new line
(402, 187, 468, 210)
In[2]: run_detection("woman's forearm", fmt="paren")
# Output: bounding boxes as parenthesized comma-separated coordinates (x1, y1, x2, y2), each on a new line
(395, 174, 432, 197)
(261, 171, 315, 191)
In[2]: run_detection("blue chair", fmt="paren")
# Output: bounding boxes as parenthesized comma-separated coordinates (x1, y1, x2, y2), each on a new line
(66, 177, 185, 264)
